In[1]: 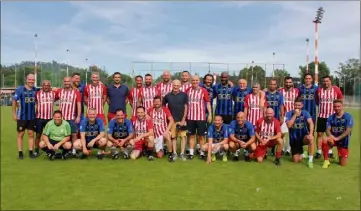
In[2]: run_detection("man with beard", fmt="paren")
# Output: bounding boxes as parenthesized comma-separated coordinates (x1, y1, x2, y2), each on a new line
(107, 108, 134, 160)
(55, 77, 81, 153)
(84, 72, 108, 124)
(180, 71, 192, 92)
(35, 80, 56, 155)
(143, 74, 161, 111)
(298, 73, 318, 124)
(128, 75, 144, 118)
(71, 72, 86, 124)
(213, 72, 233, 124)
(107, 72, 129, 122)
(147, 96, 174, 158)
(232, 79, 252, 119)
(244, 83, 267, 127)
(254, 108, 283, 166)
(322, 99, 353, 168)
(315, 76, 343, 159)
(229, 112, 256, 161)
(201, 74, 215, 118)
(266, 79, 284, 156)
(156, 70, 173, 98)
(12, 74, 38, 159)
(279, 76, 299, 156)
(204, 115, 229, 163)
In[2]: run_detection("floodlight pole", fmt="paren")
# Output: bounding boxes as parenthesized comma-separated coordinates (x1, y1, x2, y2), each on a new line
(306, 38, 310, 73)
(313, 6, 325, 86)
(34, 33, 38, 87)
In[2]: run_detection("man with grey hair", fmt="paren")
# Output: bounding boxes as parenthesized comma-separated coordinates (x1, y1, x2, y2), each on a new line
(244, 82, 267, 128)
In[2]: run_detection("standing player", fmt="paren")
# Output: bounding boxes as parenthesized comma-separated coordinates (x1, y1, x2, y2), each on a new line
(266, 79, 284, 156)
(148, 96, 174, 158)
(73, 108, 107, 159)
(35, 80, 56, 155)
(244, 83, 267, 127)
(315, 75, 343, 159)
(107, 72, 129, 122)
(84, 72, 107, 124)
(180, 71, 192, 92)
(39, 110, 72, 160)
(12, 74, 37, 159)
(156, 70, 173, 98)
(143, 74, 160, 111)
(128, 75, 144, 117)
(129, 106, 154, 160)
(106, 108, 134, 159)
(229, 112, 257, 161)
(213, 72, 233, 124)
(254, 108, 283, 165)
(201, 74, 215, 118)
(72, 72, 86, 124)
(186, 75, 212, 160)
(204, 115, 229, 163)
(232, 79, 251, 119)
(279, 76, 299, 156)
(285, 98, 315, 168)
(298, 73, 318, 123)
(322, 99, 353, 168)
(55, 77, 81, 152)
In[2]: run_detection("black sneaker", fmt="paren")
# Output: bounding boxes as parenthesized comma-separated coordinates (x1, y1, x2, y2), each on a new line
(112, 154, 119, 160)
(245, 156, 250, 162)
(168, 154, 174, 162)
(48, 153, 55, 161)
(200, 155, 205, 160)
(80, 153, 88, 159)
(54, 153, 63, 159)
(29, 153, 37, 159)
(18, 153, 24, 160)
(61, 154, 69, 160)
(142, 150, 147, 157)
(315, 152, 322, 159)
(329, 153, 334, 159)
(233, 156, 239, 161)
(148, 155, 154, 161)
(188, 154, 194, 160)
(96, 154, 104, 160)
(185, 149, 190, 155)
(281, 150, 285, 156)
(123, 153, 130, 160)
(285, 151, 291, 156)
(274, 158, 281, 166)
(163, 147, 168, 155)
(196, 149, 201, 155)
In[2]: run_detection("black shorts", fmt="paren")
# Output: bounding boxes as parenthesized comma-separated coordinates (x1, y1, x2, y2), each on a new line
(316, 117, 328, 133)
(219, 115, 233, 125)
(36, 119, 51, 133)
(186, 120, 207, 136)
(48, 139, 65, 150)
(17, 120, 36, 132)
(290, 137, 306, 156)
(86, 139, 99, 150)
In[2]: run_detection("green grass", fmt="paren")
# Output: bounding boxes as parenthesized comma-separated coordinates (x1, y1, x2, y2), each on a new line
(1, 106, 360, 210)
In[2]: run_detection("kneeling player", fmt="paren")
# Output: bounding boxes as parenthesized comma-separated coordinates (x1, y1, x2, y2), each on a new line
(203, 115, 229, 163)
(229, 112, 256, 161)
(254, 108, 283, 165)
(130, 106, 154, 160)
(73, 108, 107, 159)
(107, 108, 134, 159)
(322, 99, 353, 168)
(286, 98, 315, 168)
(39, 110, 72, 160)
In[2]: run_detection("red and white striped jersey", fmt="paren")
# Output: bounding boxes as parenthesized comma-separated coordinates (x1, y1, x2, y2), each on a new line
(147, 107, 172, 138)
(244, 94, 268, 126)
(56, 88, 81, 120)
(143, 86, 160, 111)
(279, 88, 299, 113)
(186, 87, 210, 121)
(131, 117, 153, 139)
(180, 82, 191, 92)
(156, 81, 172, 98)
(316, 86, 343, 118)
(128, 87, 144, 117)
(36, 90, 56, 119)
(84, 84, 107, 114)
(255, 117, 281, 139)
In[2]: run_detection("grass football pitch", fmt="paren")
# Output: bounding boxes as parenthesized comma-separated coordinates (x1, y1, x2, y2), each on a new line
(1, 106, 360, 210)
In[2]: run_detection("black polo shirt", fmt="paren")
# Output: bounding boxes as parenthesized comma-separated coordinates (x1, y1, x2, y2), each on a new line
(163, 91, 188, 122)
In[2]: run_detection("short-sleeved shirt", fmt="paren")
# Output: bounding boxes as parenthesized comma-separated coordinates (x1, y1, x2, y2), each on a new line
(316, 86, 343, 118)
(84, 84, 107, 115)
(232, 87, 252, 115)
(43, 120, 71, 142)
(326, 112, 353, 148)
(229, 120, 255, 142)
(200, 83, 215, 114)
(13, 86, 37, 120)
(79, 118, 105, 142)
(186, 87, 210, 121)
(148, 107, 172, 138)
(213, 83, 233, 116)
(107, 118, 133, 139)
(207, 124, 229, 143)
(107, 84, 129, 113)
(286, 110, 311, 142)
(255, 117, 281, 139)
(266, 91, 284, 120)
(298, 84, 318, 118)
(131, 117, 153, 138)
(162, 91, 188, 122)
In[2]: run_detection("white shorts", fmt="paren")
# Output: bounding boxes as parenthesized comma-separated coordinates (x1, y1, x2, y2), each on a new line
(154, 136, 164, 152)
(281, 120, 288, 134)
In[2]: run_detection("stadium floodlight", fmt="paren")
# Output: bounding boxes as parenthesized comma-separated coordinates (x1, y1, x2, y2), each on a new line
(313, 6, 325, 86)
(306, 38, 310, 73)
(34, 33, 38, 87)
(66, 49, 70, 76)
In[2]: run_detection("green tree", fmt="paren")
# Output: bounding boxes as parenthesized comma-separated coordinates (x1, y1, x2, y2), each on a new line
(299, 61, 331, 83)
(335, 58, 360, 95)
(238, 65, 266, 88)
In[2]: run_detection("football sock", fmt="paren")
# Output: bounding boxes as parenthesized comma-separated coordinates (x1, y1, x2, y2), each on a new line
(276, 152, 281, 159)
(317, 149, 322, 154)
(322, 142, 330, 160)
(29, 150, 33, 155)
(309, 156, 313, 162)
(244, 150, 250, 156)
(234, 151, 239, 157)
(147, 147, 153, 156)
(200, 150, 204, 156)
(189, 149, 194, 155)
(328, 149, 333, 154)
(18, 151, 23, 156)
(286, 145, 291, 152)
(97, 151, 102, 155)
(72, 148, 76, 154)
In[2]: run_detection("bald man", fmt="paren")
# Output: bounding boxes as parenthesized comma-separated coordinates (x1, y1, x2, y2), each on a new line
(232, 79, 252, 119)
(229, 112, 257, 161)
(157, 70, 173, 98)
(254, 108, 283, 165)
(12, 74, 38, 159)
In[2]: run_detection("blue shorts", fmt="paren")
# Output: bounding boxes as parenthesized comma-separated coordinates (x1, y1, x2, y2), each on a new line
(36, 118, 51, 133)
(67, 120, 78, 134)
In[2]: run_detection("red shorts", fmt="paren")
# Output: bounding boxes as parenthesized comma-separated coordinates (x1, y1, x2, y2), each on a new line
(255, 140, 277, 157)
(108, 112, 127, 122)
(134, 139, 145, 152)
(97, 114, 107, 126)
(335, 146, 349, 158)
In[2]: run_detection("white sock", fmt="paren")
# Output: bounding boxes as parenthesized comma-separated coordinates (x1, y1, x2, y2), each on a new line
(317, 149, 322, 154)
(189, 149, 194, 155)
(234, 151, 239, 157)
(244, 150, 249, 156)
(97, 151, 102, 155)
(196, 144, 200, 150)
(286, 145, 291, 152)
(328, 149, 333, 154)
(72, 148, 76, 154)
(200, 150, 204, 156)
(309, 156, 313, 162)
